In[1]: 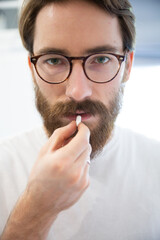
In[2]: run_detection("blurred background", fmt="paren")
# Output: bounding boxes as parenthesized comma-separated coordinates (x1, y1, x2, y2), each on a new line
(0, 0, 160, 140)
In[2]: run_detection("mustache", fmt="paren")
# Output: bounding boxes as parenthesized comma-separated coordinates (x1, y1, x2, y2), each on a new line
(47, 99, 110, 117)
(35, 82, 123, 125)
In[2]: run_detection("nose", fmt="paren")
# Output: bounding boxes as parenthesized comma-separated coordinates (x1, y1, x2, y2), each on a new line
(65, 61, 92, 102)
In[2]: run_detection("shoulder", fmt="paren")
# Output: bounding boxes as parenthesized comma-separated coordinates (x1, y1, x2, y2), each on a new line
(0, 128, 47, 227)
(0, 127, 47, 167)
(115, 126, 160, 159)
(117, 126, 160, 147)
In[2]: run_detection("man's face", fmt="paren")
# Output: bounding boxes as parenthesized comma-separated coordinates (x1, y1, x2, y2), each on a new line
(30, 0, 133, 158)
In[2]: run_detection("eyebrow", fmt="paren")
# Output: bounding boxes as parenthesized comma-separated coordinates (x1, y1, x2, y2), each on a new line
(84, 45, 122, 55)
(35, 45, 122, 56)
(35, 47, 70, 56)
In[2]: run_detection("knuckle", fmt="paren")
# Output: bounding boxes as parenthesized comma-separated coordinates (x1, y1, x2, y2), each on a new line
(68, 171, 81, 186)
(79, 175, 90, 191)
(52, 161, 64, 173)
(53, 128, 62, 136)
(82, 137, 89, 147)
(68, 170, 90, 191)
(83, 177, 90, 190)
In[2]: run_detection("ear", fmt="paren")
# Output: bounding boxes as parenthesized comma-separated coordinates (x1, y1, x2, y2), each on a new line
(28, 55, 37, 85)
(123, 51, 134, 83)
(28, 55, 36, 81)
(28, 55, 32, 70)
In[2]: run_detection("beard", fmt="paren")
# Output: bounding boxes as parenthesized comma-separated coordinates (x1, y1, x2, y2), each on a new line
(34, 83, 124, 159)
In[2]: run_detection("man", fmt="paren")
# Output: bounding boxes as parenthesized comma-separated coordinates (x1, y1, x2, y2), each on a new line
(0, 0, 160, 239)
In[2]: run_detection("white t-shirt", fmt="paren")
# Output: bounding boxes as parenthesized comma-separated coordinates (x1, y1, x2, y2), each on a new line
(0, 126, 160, 240)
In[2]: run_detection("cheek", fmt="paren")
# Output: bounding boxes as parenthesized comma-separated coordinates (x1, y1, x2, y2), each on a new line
(95, 72, 123, 108)
(118, 62, 126, 83)
(107, 62, 126, 92)
(33, 71, 66, 102)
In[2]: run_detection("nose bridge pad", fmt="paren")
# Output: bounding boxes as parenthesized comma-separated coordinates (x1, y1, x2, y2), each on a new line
(71, 58, 84, 66)
(70, 59, 84, 78)
(69, 57, 88, 81)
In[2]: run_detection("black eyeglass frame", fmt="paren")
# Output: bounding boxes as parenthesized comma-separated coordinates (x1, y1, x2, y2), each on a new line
(30, 52, 127, 84)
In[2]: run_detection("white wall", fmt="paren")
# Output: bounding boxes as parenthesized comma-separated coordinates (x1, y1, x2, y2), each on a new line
(0, 29, 160, 141)
(117, 64, 160, 141)
(0, 30, 42, 139)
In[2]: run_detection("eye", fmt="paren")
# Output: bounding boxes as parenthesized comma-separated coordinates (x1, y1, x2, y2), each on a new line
(95, 56, 110, 64)
(46, 58, 62, 65)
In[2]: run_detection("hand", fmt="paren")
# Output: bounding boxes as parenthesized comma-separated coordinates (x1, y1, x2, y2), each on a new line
(27, 121, 91, 216)
(0, 121, 91, 240)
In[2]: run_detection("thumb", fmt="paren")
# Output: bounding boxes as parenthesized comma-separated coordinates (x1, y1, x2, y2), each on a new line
(47, 121, 77, 152)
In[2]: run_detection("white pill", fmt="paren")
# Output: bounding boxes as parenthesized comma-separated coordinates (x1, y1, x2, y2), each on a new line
(76, 115, 81, 126)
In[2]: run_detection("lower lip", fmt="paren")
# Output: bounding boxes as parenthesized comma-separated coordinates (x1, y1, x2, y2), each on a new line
(66, 113, 92, 121)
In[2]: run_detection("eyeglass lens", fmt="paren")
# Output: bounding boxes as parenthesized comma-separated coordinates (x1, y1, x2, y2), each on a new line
(35, 53, 121, 83)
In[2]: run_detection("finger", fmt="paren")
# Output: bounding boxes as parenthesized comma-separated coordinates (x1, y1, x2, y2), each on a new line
(75, 161, 90, 191)
(74, 143, 92, 167)
(62, 123, 91, 162)
(47, 121, 77, 152)
(81, 162, 90, 189)
(63, 148, 90, 191)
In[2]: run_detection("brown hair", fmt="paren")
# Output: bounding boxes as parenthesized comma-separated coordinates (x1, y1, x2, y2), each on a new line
(19, 0, 136, 54)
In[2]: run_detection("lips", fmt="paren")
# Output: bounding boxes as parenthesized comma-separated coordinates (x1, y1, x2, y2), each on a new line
(65, 112, 92, 121)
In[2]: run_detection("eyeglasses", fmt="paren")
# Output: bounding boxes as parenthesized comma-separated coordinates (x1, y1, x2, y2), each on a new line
(30, 52, 126, 84)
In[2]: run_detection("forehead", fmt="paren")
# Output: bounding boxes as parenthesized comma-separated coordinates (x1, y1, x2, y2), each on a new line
(33, 1, 123, 55)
